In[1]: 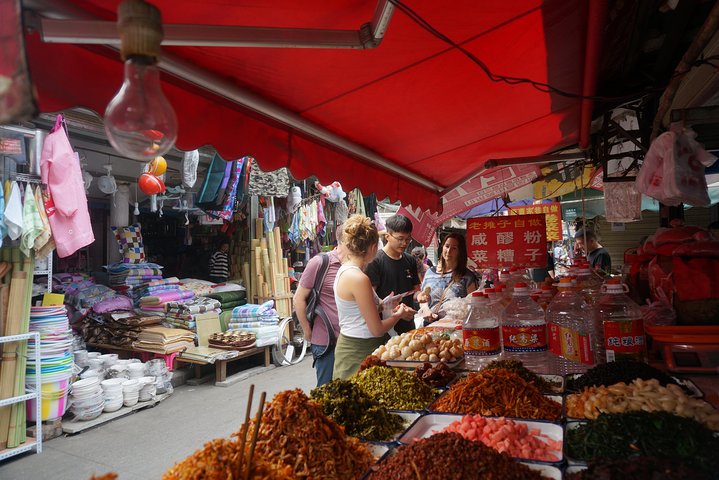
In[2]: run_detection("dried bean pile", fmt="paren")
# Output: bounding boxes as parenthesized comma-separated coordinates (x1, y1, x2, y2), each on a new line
(254, 389, 374, 480)
(351, 365, 438, 410)
(414, 361, 457, 387)
(310, 379, 405, 441)
(431, 369, 561, 421)
(566, 360, 683, 393)
(367, 432, 543, 480)
(565, 457, 712, 480)
(566, 378, 719, 429)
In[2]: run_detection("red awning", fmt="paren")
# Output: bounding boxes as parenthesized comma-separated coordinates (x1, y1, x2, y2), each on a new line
(23, 0, 599, 212)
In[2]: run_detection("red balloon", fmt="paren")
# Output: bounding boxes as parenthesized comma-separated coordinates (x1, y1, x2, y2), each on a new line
(138, 173, 165, 195)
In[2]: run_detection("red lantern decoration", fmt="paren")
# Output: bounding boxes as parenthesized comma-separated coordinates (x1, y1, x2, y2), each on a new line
(138, 172, 165, 195)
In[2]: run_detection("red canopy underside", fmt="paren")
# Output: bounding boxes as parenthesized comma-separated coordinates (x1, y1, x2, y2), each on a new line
(25, 0, 592, 212)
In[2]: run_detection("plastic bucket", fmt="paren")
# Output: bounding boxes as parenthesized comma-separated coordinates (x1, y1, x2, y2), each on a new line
(26, 377, 71, 421)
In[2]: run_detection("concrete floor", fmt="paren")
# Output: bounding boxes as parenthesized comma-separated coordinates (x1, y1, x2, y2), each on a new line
(0, 357, 317, 480)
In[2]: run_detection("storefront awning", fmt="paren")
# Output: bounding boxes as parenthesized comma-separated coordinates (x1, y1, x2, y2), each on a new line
(23, 0, 605, 212)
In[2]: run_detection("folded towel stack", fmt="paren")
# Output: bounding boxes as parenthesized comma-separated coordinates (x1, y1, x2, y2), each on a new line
(227, 301, 280, 347)
(164, 296, 222, 332)
(133, 326, 195, 354)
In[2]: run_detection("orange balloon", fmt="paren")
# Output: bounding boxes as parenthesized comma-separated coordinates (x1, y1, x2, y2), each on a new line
(148, 156, 167, 176)
(138, 173, 165, 195)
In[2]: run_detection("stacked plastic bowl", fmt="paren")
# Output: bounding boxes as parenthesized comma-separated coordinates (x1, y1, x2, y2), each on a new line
(69, 377, 104, 420)
(128, 362, 146, 380)
(138, 376, 156, 402)
(100, 378, 124, 412)
(122, 379, 141, 407)
(26, 306, 74, 421)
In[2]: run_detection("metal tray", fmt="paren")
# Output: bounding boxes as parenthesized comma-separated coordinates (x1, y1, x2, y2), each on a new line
(384, 357, 463, 369)
(564, 373, 704, 398)
(397, 412, 563, 464)
(563, 421, 589, 466)
(520, 462, 562, 479)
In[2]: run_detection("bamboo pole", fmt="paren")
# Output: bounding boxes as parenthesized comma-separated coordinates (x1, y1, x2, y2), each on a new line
(255, 219, 263, 240)
(0, 271, 27, 449)
(273, 227, 282, 268)
(242, 262, 251, 296)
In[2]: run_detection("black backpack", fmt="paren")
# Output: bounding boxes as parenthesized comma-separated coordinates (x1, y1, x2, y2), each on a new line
(293, 253, 336, 359)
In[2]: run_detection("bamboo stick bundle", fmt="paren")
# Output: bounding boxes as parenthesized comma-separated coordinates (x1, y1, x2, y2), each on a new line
(255, 219, 263, 240)
(261, 249, 271, 292)
(0, 271, 28, 449)
(242, 262, 251, 296)
(10, 254, 34, 447)
(273, 227, 282, 268)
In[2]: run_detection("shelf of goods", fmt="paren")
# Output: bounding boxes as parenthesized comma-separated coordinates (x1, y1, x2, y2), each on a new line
(0, 332, 42, 462)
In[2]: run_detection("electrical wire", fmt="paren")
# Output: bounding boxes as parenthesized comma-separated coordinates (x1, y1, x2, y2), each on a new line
(388, 0, 717, 103)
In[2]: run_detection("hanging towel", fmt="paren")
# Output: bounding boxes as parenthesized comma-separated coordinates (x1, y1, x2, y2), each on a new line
(197, 153, 229, 204)
(4, 181, 23, 241)
(41, 114, 94, 258)
(21, 183, 43, 256)
(33, 185, 54, 256)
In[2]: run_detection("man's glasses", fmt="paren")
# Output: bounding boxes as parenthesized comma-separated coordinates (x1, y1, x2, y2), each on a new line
(388, 232, 411, 245)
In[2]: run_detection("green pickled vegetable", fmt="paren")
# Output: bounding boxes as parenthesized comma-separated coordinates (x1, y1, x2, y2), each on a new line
(351, 365, 438, 411)
(310, 379, 405, 441)
(566, 411, 719, 474)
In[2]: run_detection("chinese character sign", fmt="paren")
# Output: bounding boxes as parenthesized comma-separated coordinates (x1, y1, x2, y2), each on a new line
(507, 202, 563, 241)
(467, 214, 547, 269)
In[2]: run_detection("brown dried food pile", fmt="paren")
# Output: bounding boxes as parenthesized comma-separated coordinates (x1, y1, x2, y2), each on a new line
(89, 475, 118, 480)
(367, 432, 543, 480)
(162, 437, 291, 480)
(431, 369, 561, 421)
(254, 389, 374, 480)
(358, 355, 387, 372)
(565, 457, 712, 480)
(414, 361, 457, 387)
(483, 359, 552, 392)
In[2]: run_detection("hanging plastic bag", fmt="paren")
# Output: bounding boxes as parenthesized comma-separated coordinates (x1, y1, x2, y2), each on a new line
(182, 149, 199, 188)
(637, 123, 717, 206)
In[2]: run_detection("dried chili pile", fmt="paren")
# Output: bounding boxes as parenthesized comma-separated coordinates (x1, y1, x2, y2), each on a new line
(310, 379, 405, 441)
(254, 389, 374, 480)
(351, 365, 438, 410)
(483, 359, 553, 392)
(358, 355, 388, 372)
(367, 432, 543, 480)
(565, 457, 712, 480)
(431, 369, 561, 420)
(162, 437, 292, 480)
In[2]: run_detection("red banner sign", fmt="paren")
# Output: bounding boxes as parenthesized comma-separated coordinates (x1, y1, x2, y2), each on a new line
(467, 214, 547, 269)
(506, 202, 563, 241)
(398, 164, 541, 246)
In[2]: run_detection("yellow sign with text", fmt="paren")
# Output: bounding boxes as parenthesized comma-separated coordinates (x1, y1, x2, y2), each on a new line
(507, 202, 563, 241)
(534, 165, 595, 200)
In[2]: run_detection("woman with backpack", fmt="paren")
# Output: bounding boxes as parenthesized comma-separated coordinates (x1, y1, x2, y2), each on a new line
(332, 215, 415, 380)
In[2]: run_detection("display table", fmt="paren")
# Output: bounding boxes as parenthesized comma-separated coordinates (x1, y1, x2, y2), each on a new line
(176, 345, 272, 383)
(87, 342, 183, 371)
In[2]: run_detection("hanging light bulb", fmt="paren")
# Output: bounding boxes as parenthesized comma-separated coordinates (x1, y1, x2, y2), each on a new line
(133, 202, 140, 216)
(104, 0, 177, 161)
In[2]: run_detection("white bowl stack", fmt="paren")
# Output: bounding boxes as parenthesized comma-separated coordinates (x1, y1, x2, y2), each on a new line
(100, 378, 125, 412)
(99, 353, 119, 368)
(138, 376, 156, 402)
(122, 379, 141, 407)
(69, 377, 104, 421)
(128, 363, 146, 380)
(73, 349, 89, 368)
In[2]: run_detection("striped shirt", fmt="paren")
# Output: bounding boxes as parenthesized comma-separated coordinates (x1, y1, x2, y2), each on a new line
(209, 251, 229, 279)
